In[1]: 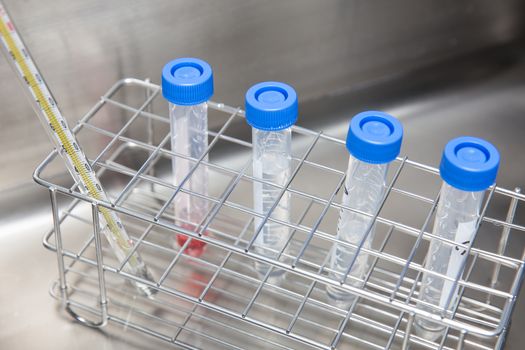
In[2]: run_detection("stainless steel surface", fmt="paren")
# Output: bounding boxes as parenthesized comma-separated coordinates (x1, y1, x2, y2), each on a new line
(1, 0, 524, 191)
(27, 78, 525, 349)
(1, 1, 525, 349)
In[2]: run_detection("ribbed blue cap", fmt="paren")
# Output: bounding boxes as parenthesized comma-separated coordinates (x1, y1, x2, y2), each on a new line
(162, 58, 213, 105)
(346, 111, 403, 164)
(440, 137, 500, 191)
(245, 82, 298, 131)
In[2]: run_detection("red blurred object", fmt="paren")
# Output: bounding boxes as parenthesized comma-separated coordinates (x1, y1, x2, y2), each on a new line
(176, 223, 207, 257)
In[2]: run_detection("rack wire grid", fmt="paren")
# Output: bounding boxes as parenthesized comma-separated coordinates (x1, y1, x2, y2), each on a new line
(34, 78, 525, 350)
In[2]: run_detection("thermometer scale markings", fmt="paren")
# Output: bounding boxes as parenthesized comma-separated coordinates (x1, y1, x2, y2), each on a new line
(0, 11, 133, 255)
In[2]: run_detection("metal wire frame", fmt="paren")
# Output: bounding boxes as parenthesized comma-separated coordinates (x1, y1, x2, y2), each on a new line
(42, 193, 501, 350)
(33, 78, 525, 349)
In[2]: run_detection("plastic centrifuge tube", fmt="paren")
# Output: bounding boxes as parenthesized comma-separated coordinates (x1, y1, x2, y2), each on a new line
(327, 111, 403, 307)
(415, 137, 499, 341)
(162, 58, 214, 257)
(245, 81, 298, 280)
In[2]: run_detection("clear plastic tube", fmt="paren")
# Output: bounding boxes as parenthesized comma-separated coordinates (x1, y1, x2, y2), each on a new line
(415, 182, 484, 341)
(252, 127, 292, 279)
(170, 102, 209, 256)
(327, 154, 388, 306)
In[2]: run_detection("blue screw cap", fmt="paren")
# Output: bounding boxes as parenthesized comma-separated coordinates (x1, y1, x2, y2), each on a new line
(162, 58, 213, 105)
(440, 137, 500, 192)
(245, 81, 298, 131)
(346, 111, 403, 164)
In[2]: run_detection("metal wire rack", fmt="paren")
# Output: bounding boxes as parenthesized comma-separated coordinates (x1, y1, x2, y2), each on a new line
(34, 78, 525, 349)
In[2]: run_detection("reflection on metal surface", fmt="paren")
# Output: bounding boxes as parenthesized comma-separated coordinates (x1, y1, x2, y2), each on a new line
(0, 0, 524, 190)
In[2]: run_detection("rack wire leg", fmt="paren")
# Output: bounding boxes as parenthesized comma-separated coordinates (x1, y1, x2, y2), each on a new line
(91, 202, 109, 326)
(63, 203, 109, 327)
(402, 313, 415, 350)
(144, 77, 156, 180)
(488, 187, 520, 304)
(49, 188, 68, 307)
(456, 330, 466, 350)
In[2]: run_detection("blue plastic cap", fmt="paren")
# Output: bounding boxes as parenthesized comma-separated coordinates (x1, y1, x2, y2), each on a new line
(440, 137, 500, 192)
(346, 111, 403, 164)
(162, 58, 213, 105)
(245, 81, 298, 131)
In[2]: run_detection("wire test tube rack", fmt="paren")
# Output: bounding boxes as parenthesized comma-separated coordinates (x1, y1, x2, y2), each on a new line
(34, 78, 525, 350)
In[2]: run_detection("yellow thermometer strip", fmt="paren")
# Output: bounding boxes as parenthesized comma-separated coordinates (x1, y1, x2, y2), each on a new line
(0, 5, 138, 266)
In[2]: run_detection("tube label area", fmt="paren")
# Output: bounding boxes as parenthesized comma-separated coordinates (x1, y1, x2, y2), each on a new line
(439, 220, 476, 309)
